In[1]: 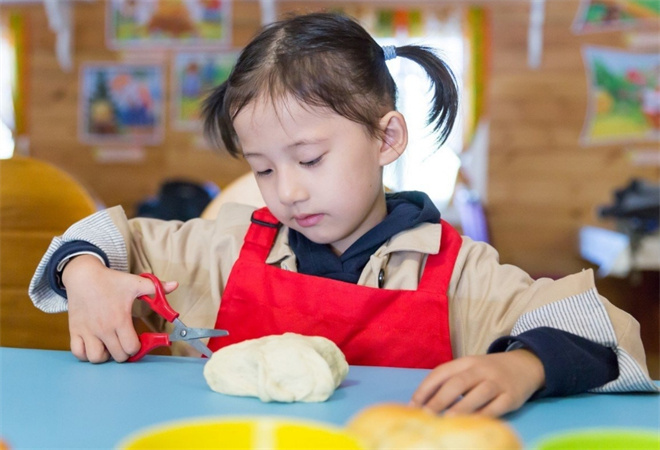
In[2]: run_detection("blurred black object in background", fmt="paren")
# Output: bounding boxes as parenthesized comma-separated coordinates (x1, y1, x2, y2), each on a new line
(599, 179, 659, 236)
(136, 179, 219, 221)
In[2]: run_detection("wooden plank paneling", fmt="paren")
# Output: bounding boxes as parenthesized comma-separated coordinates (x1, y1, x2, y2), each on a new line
(0, 288, 71, 350)
(4, 0, 658, 375)
(488, 0, 660, 277)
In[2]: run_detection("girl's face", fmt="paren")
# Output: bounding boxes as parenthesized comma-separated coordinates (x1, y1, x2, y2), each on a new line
(233, 95, 391, 255)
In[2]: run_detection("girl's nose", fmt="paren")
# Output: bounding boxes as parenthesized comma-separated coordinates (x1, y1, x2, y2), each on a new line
(277, 172, 309, 205)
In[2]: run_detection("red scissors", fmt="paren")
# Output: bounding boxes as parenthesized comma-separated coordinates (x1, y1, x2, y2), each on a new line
(128, 273, 228, 362)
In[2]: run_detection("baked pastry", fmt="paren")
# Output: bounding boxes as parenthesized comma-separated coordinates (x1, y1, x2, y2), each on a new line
(346, 403, 522, 450)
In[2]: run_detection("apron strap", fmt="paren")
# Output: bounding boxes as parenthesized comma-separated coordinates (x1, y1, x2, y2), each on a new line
(240, 207, 281, 262)
(417, 220, 462, 293)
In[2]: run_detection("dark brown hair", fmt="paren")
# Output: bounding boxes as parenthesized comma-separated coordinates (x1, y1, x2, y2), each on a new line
(203, 12, 459, 157)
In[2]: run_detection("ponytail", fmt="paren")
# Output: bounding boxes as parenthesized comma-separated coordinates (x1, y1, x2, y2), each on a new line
(393, 45, 459, 146)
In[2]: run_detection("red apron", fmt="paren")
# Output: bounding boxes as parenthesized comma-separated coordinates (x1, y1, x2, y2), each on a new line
(208, 207, 461, 368)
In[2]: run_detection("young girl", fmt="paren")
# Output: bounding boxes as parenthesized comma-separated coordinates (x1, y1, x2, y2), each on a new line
(30, 12, 656, 417)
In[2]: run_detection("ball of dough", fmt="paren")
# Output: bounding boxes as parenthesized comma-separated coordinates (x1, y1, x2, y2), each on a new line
(346, 403, 522, 450)
(204, 333, 349, 403)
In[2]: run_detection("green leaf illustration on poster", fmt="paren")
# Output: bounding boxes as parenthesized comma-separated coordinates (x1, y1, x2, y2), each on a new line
(581, 45, 660, 145)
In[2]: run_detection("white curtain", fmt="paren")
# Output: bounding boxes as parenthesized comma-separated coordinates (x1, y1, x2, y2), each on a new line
(0, 13, 16, 158)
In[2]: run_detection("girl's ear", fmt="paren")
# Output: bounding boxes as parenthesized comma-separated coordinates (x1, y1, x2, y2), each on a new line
(378, 111, 408, 167)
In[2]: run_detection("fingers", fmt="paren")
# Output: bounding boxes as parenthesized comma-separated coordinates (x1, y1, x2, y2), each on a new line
(67, 271, 178, 364)
(419, 366, 480, 414)
(103, 332, 133, 362)
(71, 333, 135, 363)
(162, 280, 179, 294)
(445, 381, 499, 416)
(116, 324, 141, 359)
(410, 359, 469, 407)
(414, 372, 511, 416)
(70, 335, 88, 362)
(137, 277, 179, 297)
(477, 394, 516, 417)
(70, 315, 139, 363)
(410, 353, 538, 417)
(86, 338, 111, 364)
(70, 334, 110, 363)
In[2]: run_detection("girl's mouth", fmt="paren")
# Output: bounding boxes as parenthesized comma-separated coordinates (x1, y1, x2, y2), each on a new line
(294, 213, 324, 228)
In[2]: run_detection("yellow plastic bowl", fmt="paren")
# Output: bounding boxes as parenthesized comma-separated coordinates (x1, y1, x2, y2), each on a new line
(117, 416, 364, 450)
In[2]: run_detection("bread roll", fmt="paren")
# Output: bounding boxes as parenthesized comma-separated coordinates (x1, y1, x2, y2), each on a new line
(346, 403, 522, 450)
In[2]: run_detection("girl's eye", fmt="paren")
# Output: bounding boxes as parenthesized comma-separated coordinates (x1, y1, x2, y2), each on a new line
(255, 169, 272, 177)
(300, 156, 322, 167)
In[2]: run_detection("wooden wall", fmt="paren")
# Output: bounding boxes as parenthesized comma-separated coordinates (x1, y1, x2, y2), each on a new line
(15, 1, 255, 212)
(4, 1, 658, 375)
(488, 2, 659, 276)
(486, 2, 659, 376)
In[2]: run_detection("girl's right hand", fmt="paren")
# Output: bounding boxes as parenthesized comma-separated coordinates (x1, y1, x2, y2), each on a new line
(61, 255, 178, 363)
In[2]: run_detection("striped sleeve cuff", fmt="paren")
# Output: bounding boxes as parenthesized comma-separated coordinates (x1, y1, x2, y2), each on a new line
(46, 241, 110, 299)
(28, 209, 128, 313)
(509, 288, 659, 393)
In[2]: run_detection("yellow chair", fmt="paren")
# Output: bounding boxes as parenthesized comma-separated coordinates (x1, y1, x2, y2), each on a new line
(0, 156, 98, 350)
(201, 172, 265, 220)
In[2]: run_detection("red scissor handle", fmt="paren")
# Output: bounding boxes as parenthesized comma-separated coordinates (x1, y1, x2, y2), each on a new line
(138, 273, 179, 322)
(127, 333, 171, 362)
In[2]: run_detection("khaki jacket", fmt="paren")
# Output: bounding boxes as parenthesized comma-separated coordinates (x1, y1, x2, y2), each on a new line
(29, 202, 657, 392)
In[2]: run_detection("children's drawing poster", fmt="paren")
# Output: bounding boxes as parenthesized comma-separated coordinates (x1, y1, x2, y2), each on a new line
(107, 0, 231, 50)
(572, 0, 660, 33)
(372, 9, 425, 37)
(79, 63, 164, 145)
(172, 52, 236, 130)
(581, 46, 660, 145)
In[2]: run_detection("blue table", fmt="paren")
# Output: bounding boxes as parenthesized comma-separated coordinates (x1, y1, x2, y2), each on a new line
(1, 347, 658, 449)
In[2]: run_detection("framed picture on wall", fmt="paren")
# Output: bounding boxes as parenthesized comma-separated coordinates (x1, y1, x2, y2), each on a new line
(581, 46, 660, 145)
(79, 63, 164, 145)
(106, 0, 232, 50)
(171, 51, 237, 130)
(572, 0, 660, 34)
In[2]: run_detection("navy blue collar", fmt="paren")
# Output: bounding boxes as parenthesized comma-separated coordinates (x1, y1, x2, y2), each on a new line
(288, 191, 440, 283)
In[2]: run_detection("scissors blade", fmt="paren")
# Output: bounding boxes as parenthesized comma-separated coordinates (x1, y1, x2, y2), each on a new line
(184, 330, 229, 358)
(169, 319, 226, 339)
(169, 326, 229, 342)
(187, 338, 214, 358)
(168, 321, 229, 357)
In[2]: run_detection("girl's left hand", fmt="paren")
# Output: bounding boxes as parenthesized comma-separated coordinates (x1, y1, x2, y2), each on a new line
(410, 349, 545, 417)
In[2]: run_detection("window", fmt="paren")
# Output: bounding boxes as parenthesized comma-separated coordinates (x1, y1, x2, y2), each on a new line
(368, 10, 466, 212)
(0, 12, 16, 159)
